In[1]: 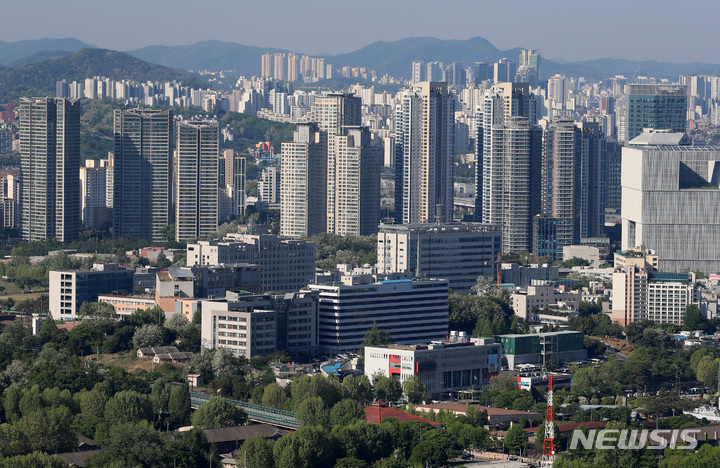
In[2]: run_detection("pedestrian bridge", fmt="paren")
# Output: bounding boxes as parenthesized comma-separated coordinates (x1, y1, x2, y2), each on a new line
(190, 391, 299, 429)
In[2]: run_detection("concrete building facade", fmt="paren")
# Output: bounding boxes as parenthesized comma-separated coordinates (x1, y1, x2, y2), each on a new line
(377, 222, 501, 293)
(186, 234, 316, 293)
(113, 109, 172, 242)
(621, 136, 720, 273)
(49, 264, 134, 320)
(19, 97, 80, 242)
(174, 120, 219, 241)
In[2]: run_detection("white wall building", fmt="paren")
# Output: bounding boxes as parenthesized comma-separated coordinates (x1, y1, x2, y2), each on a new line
(365, 335, 502, 399)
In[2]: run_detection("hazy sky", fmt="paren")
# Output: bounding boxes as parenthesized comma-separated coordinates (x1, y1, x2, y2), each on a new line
(3, 0, 717, 63)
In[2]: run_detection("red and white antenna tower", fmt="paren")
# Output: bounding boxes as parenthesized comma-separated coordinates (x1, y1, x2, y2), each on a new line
(540, 374, 555, 467)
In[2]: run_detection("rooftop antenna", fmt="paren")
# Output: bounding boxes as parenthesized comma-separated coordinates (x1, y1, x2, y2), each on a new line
(540, 374, 555, 467)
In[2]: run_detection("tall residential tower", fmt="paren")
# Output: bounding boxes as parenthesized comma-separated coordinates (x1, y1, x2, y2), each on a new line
(19, 97, 80, 242)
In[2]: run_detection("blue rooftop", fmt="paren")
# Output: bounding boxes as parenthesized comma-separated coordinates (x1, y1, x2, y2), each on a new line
(378, 279, 413, 284)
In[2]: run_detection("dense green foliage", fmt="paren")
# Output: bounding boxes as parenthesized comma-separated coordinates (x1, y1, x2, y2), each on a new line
(310, 233, 378, 270)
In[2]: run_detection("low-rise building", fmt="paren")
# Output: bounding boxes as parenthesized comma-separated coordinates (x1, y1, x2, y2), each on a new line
(510, 282, 582, 321)
(496, 331, 587, 370)
(416, 403, 542, 427)
(364, 334, 501, 399)
(98, 294, 157, 316)
(49, 264, 134, 320)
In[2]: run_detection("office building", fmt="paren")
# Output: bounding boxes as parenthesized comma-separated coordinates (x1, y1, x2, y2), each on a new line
(113, 109, 172, 242)
(496, 331, 587, 369)
(186, 233, 316, 293)
(377, 222, 501, 293)
(19, 97, 80, 242)
(201, 293, 277, 357)
(622, 131, 720, 272)
(49, 263, 134, 320)
(532, 215, 560, 261)
(280, 123, 328, 237)
(201, 290, 319, 357)
(540, 120, 607, 256)
(394, 82, 455, 224)
(307, 276, 449, 354)
(174, 120, 219, 241)
(364, 335, 502, 399)
(625, 84, 687, 142)
(80, 159, 112, 229)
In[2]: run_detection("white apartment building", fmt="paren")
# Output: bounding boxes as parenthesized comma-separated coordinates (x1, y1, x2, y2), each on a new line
(307, 276, 449, 354)
(364, 335, 502, 399)
(611, 266, 694, 326)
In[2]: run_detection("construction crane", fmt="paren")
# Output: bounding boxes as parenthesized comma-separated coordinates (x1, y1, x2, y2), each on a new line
(540, 374, 556, 467)
(496, 251, 502, 295)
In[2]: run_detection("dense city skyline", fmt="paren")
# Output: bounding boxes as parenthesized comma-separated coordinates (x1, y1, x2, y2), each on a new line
(2, 0, 720, 64)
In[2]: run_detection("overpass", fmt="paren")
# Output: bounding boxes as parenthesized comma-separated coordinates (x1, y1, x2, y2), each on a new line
(190, 391, 299, 430)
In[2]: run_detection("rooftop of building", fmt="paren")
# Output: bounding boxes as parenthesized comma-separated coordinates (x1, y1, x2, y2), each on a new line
(628, 130, 691, 146)
(498, 330, 581, 338)
(416, 403, 542, 418)
(364, 402, 441, 426)
(378, 222, 501, 234)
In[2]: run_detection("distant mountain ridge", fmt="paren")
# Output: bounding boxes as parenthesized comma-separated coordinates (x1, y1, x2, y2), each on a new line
(3, 36, 720, 86)
(0, 48, 209, 102)
(0, 38, 96, 66)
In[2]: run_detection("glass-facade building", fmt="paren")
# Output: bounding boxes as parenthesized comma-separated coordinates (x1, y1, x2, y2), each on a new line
(626, 84, 687, 143)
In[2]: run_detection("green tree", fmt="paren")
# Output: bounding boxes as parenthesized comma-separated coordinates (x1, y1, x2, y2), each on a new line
(360, 321, 391, 358)
(78, 301, 117, 325)
(261, 382, 288, 409)
(410, 429, 462, 467)
(683, 304, 704, 331)
(335, 457, 369, 468)
(329, 398, 365, 427)
(132, 323, 164, 348)
(0, 451, 67, 468)
(104, 390, 152, 427)
(374, 375, 402, 402)
(296, 395, 329, 427)
(191, 397, 247, 429)
(696, 355, 720, 392)
(87, 421, 168, 468)
(236, 434, 275, 468)
(504, 423, 528, 454)
(168, 384, 191, 427)
(17, 406, 76, 454)
(402, 375, 427, 404)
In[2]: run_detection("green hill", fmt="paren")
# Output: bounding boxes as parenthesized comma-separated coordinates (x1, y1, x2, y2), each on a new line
(0, 48, 211, 103)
